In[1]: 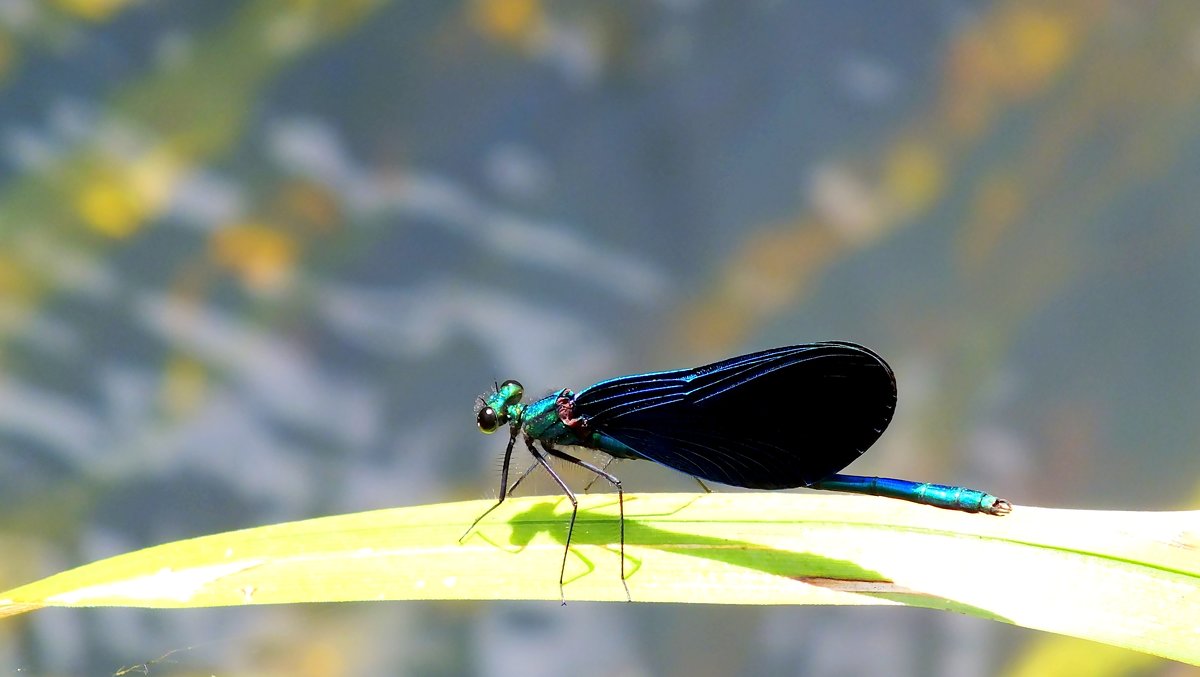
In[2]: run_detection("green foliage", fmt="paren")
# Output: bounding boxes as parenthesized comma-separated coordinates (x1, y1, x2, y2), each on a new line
(2, 493, 1197, 665)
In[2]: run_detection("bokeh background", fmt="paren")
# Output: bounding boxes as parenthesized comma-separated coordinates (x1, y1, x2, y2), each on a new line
(1, 0, 1198, 675)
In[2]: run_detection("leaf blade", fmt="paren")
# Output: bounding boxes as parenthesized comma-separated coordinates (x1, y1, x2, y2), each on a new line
(1, 493, 1196, 665)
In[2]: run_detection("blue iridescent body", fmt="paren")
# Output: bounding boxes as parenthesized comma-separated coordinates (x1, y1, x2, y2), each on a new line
(502, 389, 642, 461)
(463, 342, 1011, 602)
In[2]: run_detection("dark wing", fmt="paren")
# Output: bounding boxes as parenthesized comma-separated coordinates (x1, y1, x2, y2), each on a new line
(573, 342, 896, 489)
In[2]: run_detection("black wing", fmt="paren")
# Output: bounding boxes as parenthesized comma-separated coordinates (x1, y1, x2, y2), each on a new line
(573, 342, 896, 489)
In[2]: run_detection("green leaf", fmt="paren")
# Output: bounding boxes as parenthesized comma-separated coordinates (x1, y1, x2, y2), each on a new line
(1, 494, 1197, 665)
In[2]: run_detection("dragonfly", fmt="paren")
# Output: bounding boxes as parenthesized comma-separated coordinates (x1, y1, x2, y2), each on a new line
(461, 342, 1011, 602)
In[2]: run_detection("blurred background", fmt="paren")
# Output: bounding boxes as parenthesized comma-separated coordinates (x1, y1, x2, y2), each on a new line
(0, 0, 1198, 675)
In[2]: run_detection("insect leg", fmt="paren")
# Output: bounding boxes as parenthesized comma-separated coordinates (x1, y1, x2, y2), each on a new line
(504, 461, 540, 497)
(542, 445, 629, 602)
(524, 439, 578, 605)
(581, 456, 615, 492)
(460, 428, 520, 543)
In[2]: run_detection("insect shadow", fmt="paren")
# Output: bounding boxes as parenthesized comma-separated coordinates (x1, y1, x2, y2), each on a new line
(471, 496, 1011, 623)
(464, 497, 643, 589)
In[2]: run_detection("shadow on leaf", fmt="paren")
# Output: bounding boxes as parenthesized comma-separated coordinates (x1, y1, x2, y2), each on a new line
(471, 497, 1010, 621)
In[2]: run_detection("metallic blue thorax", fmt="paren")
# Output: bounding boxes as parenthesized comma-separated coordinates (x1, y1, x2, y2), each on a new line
(518, 394, 570, 442)
(521, 393, 642, 460)
(484, 383, 642, 460)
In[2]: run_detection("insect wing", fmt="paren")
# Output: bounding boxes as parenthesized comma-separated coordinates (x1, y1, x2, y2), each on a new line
(573, 343, 896, 489)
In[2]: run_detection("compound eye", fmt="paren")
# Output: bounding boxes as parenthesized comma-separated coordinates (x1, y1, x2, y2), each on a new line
(477, 406, 500, 434)
(499, 379, 524, 400)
